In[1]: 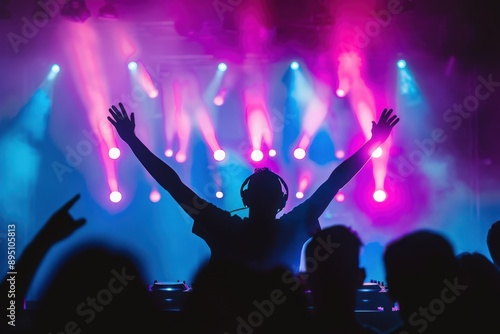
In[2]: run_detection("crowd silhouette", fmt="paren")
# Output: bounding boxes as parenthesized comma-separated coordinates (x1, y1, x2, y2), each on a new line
(487, 220, 500, 267)
(2, 105, 499, 334)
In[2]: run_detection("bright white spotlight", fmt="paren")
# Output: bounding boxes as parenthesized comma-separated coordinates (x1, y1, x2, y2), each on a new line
(110, 191, 122, 203)
(336, 88, 346, 97)
(216, 191, 223, 199)
(373, 190, 387, 202)
(128, 61, 138, 70)
(148, 89, 159, 98)
(335, 193, 346, 202)
(290, 61, 299, 70)
(213, 149, 226, 161)
(335, 150, 345, 159)
(293, 148, 306, 160)
(175, 152, 187, 163)
(47, 64, 61, 80)
(251, 149, 264, 162)
(108, 147, 121, 159)
(213, 95, 224, 106)
(397, 59, 406, 69)
(164, 149, 174, 157)
(149, 189, 161, 203)
(371, 147, 383, 158)
(218, 63, 227, 72)
(296, 191, 304, 199)
(268, 149, 277, 157)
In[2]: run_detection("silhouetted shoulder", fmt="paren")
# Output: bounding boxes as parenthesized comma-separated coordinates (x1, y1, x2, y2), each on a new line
(32, 244, 167, 333)
(487, 220, 500, 266)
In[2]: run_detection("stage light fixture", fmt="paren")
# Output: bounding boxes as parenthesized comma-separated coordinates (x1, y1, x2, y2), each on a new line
(251, 149, 264, 162)
(47, 64, 61, 81)
(150, 189, 161, 203)
(373, 190, 387, 202)
(110, 191, 122, 203)
(128, 61, 137, 70)
(293, 148, 306, 160)
(218, 63, 227, 72)
(61, 0, 91, 23)
(213, 95, 224, 106)
(290, 62, 299, 70)
(51, 64, 60, 73)
(397, 59, 406, 69)
(164, 149, 173, 157)
(108, 147, 120, 159)
(175, 152, 186, 163)
(213, 149, 226, 161)
(371, 147, 383, 158)
(148, 89, 159, 98)
(335, 193, 346, 202)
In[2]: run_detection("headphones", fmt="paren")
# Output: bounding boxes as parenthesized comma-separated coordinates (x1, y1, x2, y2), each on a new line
(240, 169, 289, 212)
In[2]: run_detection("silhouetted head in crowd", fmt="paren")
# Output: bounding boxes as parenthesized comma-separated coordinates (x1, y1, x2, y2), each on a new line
(305, 225, 365, 308)
(34, 243, 165, 333)
(383, 230, 466, 334)
(240, 167, 289, 220)
(179, 260, 312, 334)
(487, 220, 500, 266)
(305, 225, 384, 334)
(456, 251, 500, 332)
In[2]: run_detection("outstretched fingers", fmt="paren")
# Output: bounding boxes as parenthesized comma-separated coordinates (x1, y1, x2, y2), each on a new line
(60, 194, 81, 212)
(119, 102, 129, 119)
(73, 218, 87, 229)
(108, 107, 120, 120)
(379, 109, 398, 125)
(378, 108, 390, 123)
(390, 117, 400, 127)
(107, 116, 117, 126)
(388, 115, 398, 124)
(112, 105, 124, 119)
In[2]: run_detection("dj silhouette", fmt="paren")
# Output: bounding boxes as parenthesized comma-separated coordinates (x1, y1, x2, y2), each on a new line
(108, 103, 399, 272)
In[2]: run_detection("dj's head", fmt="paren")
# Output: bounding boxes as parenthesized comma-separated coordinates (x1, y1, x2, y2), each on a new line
(240, 167, 288, 213)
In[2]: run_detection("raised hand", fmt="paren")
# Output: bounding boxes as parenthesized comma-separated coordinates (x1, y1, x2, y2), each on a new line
(107, 102, 136, 143)
(371, 108, 400, 143)
(38, 194, 86, 245)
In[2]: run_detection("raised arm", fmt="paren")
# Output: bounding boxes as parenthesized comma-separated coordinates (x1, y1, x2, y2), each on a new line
(108, 103, 208, 217)
(1, 194, 85, 333)
(305, 108, 400, 218)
